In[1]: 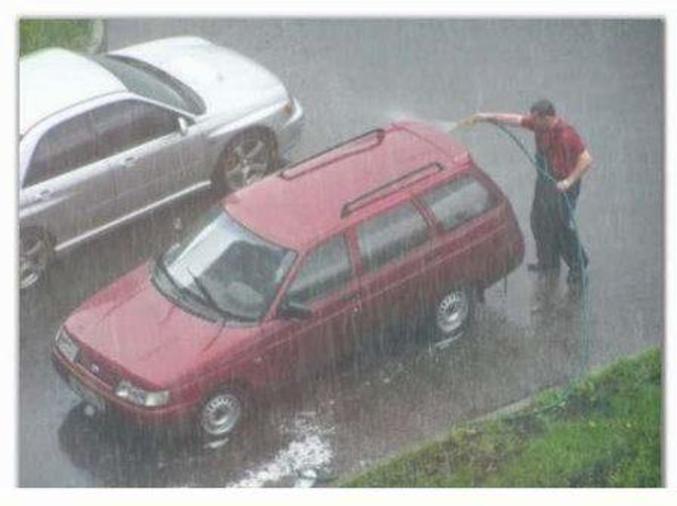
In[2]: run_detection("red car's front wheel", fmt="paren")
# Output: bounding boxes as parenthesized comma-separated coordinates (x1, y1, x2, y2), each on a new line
(199, 387, 246, 438)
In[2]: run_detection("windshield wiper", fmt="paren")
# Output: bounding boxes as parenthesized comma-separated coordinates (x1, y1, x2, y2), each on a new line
(185, 268, 241, 322)
(155, 253, 189, 299)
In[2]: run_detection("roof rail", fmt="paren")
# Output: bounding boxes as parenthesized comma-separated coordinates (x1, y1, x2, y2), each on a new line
(341, 162, 445, 218)
(279, 128, 386, 180)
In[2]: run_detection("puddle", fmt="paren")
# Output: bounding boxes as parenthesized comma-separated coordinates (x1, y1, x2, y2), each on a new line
(226, 412, 333, 487)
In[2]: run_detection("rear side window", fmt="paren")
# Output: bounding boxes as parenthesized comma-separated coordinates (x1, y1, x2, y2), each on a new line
(357, 202, 429, 273)
(24, 113, 97, 187)
(286, 235, 353, 304)
(421, 176, 496, 231)
(91, 100, 178, 159)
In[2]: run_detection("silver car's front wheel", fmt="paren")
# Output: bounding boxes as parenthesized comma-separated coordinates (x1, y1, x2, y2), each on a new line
(200, 389, 244, 438)
(431, 286, 474, 349)
(20, 230, 51, 290)
(219, 133, 275, 193)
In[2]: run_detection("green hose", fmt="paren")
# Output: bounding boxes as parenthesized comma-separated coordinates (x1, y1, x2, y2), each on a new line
(484, 120, 591, 417)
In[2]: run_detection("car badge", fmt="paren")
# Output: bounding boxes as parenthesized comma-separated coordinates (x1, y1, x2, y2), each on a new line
(90, 363, 100, 375)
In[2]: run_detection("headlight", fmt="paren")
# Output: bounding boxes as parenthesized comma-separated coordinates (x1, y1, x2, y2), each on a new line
(55, 327, 79, 362)
(115, 380, 170, 407)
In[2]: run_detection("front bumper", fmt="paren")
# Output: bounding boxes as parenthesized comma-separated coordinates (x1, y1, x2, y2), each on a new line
(51, 347, 197, 428)
(276, 97, 305, 156)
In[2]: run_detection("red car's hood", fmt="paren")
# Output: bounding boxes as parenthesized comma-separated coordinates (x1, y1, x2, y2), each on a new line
(65, 262, 257, 388)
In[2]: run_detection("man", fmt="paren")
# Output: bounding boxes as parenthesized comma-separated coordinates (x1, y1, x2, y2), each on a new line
(464, 100, 593, 295)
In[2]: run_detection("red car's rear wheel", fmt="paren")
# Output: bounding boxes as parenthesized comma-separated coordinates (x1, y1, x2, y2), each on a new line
(429, 285, 475, 350)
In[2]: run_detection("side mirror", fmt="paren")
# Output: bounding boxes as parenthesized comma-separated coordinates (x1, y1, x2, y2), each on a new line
(178, 117, 189, 136)
(277, 299, 313, 320)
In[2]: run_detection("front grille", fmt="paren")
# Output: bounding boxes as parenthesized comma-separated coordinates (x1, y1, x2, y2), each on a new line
(76, 351, 118, 387)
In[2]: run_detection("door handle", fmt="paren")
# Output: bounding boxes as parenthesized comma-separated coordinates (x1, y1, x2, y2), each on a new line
(122, 156, 136, 168)
(253, 356, 263, 365)
(425, 250, 444, 263)
(339, 292, 359, 303)
(37, 188, 51, 201)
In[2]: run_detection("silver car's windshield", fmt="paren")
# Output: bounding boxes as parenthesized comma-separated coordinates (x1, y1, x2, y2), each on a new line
(155, 207, 295, 322)
(91, 54, 205, 115)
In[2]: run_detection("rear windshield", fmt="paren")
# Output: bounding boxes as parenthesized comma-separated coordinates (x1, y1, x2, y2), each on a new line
(421, 176, 497, 231)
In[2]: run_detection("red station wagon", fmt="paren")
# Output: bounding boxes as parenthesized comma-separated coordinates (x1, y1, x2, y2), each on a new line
(52, 122, 524, 439)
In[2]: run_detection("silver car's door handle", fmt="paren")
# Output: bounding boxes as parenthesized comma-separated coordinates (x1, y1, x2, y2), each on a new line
(122, 156, 136, 168)
(38, 189, 51, 201)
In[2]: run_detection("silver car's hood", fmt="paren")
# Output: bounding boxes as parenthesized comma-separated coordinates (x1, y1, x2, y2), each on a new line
(112, 37, 287, 116)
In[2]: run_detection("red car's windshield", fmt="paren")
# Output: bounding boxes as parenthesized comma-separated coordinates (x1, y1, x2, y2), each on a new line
(154, 207, 296, 322)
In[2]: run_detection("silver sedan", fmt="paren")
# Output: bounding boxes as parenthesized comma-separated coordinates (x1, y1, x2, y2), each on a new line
(19, 36, 304, 290)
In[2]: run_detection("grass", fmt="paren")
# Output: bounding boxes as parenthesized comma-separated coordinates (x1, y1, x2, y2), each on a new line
(344, 347, 662, 487)
(19, 19, 96, 56)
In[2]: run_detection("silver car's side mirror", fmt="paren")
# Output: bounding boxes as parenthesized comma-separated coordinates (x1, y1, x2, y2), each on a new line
(178, 117, 189, 136)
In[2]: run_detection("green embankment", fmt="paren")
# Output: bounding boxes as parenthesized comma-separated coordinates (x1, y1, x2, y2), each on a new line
(345, 347, 661, 487)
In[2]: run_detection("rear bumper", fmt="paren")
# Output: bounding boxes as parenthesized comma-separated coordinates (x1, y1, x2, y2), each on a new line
(51, 347, 197, 428)
(276, 97, 304, 156)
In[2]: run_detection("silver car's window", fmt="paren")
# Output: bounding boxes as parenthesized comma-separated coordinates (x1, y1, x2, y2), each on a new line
(421, 176, 496, 232)
(91, 100, 178, 159)
(157, 208, 296, 322)
(24, 113, 97, 188)
(286, 235, 353, 304)
(357, 202, 429, 273)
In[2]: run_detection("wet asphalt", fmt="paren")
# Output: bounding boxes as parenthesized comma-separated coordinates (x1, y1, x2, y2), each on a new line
(18, 19, 663, 486)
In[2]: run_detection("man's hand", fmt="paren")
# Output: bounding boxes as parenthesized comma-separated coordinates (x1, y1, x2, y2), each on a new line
(459, 112, 525, 128)
(558, 150, 592, 192)
(556, 179, 572, 192)
(458, 114, 482, 128)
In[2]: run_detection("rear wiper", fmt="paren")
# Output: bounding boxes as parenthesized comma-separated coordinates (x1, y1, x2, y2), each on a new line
(186, 268, 239, 322)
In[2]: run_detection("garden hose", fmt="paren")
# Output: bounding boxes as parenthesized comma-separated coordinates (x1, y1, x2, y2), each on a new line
(454, 119, 592, 418)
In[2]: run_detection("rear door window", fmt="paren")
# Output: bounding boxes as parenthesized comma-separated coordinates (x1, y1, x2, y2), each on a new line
(357, 202, 429, 273)
(91, 100, 178, 159)
(421, 176, 496, 231)
(24, 113, 97, 187)
(286, 235, 353, 304)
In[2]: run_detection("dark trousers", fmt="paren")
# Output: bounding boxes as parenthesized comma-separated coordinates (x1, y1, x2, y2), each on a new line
(530, 155, 589, 281)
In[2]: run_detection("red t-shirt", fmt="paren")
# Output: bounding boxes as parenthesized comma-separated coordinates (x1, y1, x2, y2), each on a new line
(520, 116, 586, 180)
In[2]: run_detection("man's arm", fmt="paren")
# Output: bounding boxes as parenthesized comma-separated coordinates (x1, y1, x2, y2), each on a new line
(556, 150, 593, 192)
(460, 112, 527, 127)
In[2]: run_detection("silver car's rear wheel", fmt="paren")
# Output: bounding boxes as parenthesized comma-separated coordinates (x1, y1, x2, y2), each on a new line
(20, 230, 51, 290)
(200, 389, 244, 437)
(219, 133, 275, 193)
(431, 286, 474, 349)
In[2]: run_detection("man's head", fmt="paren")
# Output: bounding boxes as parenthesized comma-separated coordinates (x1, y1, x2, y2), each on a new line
(529, 99, 557, 130)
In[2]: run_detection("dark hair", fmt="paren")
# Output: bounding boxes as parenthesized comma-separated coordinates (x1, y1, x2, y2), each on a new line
(530, 99, 556, 117)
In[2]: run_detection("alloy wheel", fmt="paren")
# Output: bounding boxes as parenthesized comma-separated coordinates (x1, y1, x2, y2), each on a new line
(20, 232, 50, 290)
(223, 137, 271, 191)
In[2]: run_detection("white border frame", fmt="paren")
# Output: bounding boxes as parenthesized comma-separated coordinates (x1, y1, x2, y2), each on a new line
(2, 2, 673, 505)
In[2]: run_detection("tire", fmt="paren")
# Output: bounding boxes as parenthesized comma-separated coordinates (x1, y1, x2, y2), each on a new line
(428, 285, 476, 350)
(212, 130, 277, 195)
(19, 228, 53, 291)
(198, 386, 248, 439)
